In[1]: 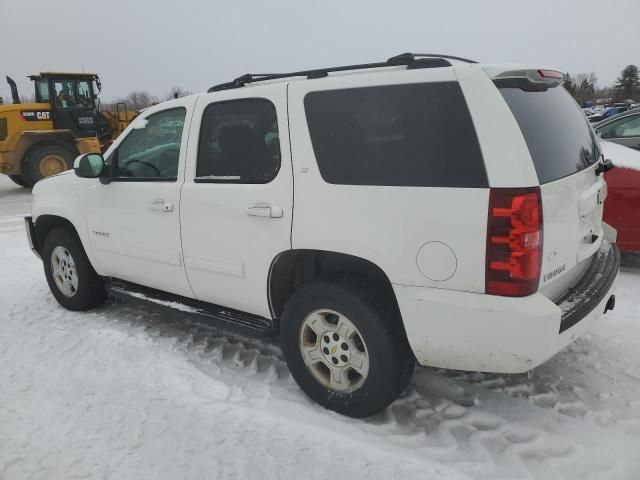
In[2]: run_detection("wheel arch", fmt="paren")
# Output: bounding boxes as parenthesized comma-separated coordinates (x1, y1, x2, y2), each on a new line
(268, 249, 402, 321)
(34, 215, 81, 256)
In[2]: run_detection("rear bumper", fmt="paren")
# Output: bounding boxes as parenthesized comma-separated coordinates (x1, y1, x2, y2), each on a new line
(394, 241, 620, 373)
(557, 241, 620, 332)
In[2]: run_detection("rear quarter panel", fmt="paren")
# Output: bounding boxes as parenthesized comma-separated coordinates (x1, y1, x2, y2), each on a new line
(287, 68, 492, 292)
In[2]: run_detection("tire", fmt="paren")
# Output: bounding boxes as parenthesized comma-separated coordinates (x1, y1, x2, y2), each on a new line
(280, 277, 415, 418)
(23, 143, 75, 186)
(42, 228, 107, 311)
(8, 174, 29, 188)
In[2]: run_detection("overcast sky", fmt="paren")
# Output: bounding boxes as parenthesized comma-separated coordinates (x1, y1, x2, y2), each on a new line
(1, 0, 638, 102)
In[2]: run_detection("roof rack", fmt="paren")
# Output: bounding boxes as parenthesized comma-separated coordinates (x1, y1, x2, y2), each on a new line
(207, 52, 478, 92)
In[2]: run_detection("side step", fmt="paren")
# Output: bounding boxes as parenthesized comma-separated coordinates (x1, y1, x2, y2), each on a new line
(107, 279, 277, 336)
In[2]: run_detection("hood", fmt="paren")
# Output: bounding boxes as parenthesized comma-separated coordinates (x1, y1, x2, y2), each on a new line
(600, 140, 640, 172)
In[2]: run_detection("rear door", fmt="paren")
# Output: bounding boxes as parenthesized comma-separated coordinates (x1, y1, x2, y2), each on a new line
(179, 85, 293, 318)
(497, 81, 605, 300)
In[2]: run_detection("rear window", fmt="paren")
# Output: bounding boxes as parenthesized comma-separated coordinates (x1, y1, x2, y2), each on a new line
(304, 82, 487, 187)
(498, 83, 599, 184)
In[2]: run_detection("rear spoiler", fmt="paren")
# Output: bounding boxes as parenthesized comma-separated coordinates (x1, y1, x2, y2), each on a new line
(481, 65, 564, 85)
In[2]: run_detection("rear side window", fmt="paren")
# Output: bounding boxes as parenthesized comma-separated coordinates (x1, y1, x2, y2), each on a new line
(196, 99, 280, 184)
(498, 83, 599, 184)
(304, 82, 487, 187)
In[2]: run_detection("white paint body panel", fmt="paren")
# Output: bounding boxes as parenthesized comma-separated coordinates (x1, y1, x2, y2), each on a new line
(83, 97, 197, 297)
(394, 277, 615, 373)
(30, 62, 617, 375)
(287, 68, 489, 293)
(179, 85, 293, 318)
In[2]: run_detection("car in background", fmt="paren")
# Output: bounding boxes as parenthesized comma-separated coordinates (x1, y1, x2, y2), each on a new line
(589, 106, 629, 123)
(595, 110, 640, 150)
(600, 140, 640, 252)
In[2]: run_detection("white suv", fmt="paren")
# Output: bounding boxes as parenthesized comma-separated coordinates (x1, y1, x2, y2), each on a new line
(25, 53, 620, 417)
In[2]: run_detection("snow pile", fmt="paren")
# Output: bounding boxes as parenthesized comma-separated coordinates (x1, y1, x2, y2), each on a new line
(600, 140, 640, 171)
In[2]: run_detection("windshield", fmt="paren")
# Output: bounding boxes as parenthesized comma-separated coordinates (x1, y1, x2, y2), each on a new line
(497, 82, 599, 184)
(52, 79, 95, 109)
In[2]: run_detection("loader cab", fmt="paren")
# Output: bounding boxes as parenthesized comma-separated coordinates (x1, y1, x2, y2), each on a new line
(30, 72, 102, 139)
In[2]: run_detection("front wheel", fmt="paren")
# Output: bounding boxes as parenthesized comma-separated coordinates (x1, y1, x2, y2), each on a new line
(42, 228, 107, 311)
(280, 278, 414, 418)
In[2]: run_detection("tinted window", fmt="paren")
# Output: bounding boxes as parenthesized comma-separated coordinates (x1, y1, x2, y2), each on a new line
(304, 82, 487, 187)
(196, 99, 280, 183)
(498, 83, 599, 184)
(115, 108, 185, 180)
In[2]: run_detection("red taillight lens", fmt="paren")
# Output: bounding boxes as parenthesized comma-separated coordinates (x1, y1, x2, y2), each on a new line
(486, 187, 543, 297)
(538, 69, 563, 80)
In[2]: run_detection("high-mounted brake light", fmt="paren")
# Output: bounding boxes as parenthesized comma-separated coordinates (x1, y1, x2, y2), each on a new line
(538, 69, 563, 80)
(486, 187, 543, 297)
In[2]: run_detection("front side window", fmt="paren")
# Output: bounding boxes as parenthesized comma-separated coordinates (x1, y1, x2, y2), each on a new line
(599, 115, 640, 139)
(53, 80, 78, 108)
(76, 81, 94, 108)
(114, 108, 186, 180)
(196, 99, 280, 183)
(304, 82, 487, 187)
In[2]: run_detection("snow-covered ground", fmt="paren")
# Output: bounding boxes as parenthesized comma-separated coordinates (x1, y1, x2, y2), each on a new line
(1, 175, 640, 480)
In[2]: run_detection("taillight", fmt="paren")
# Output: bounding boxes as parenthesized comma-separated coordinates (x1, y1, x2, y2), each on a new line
(486, 187, 543, 297)
(537, 69, 563, 80)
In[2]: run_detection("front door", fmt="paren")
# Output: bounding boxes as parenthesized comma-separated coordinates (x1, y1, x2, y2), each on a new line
(84, 100, 195, 297)
(180, 85, 293, 318)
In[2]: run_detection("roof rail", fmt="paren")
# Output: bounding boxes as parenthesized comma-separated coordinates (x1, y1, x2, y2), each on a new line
(207, 52, 476, 92)
(398, 53, 478, 64)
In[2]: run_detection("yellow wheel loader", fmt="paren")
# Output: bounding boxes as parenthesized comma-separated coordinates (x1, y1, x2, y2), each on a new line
(0, 73, 136, 187)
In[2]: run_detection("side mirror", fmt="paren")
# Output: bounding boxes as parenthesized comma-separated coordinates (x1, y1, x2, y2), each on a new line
(74, 153, 105, 178)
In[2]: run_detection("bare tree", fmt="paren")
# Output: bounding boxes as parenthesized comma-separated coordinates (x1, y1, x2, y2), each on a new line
(100, 90, 158, 112)
(123, 90, 159, 111)
(164, 86, 192, 101)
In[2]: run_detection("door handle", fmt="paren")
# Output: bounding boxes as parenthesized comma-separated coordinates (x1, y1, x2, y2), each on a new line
(148, 198, 174, 212)
(246, 203, 283, 218)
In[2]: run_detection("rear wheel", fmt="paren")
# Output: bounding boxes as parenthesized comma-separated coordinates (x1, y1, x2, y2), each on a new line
(42, 228, 107, 311)
(8, 175, 29, 188)
(23, 144, 75, 186)
(280, 278, 414, 417)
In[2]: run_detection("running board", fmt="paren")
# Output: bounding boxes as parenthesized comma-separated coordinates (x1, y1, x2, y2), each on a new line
(107, 279, 277, 336)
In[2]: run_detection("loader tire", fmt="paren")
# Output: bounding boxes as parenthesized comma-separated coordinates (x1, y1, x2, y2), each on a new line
(8, 175, 30, 188)
(24, 143, 75, 186)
